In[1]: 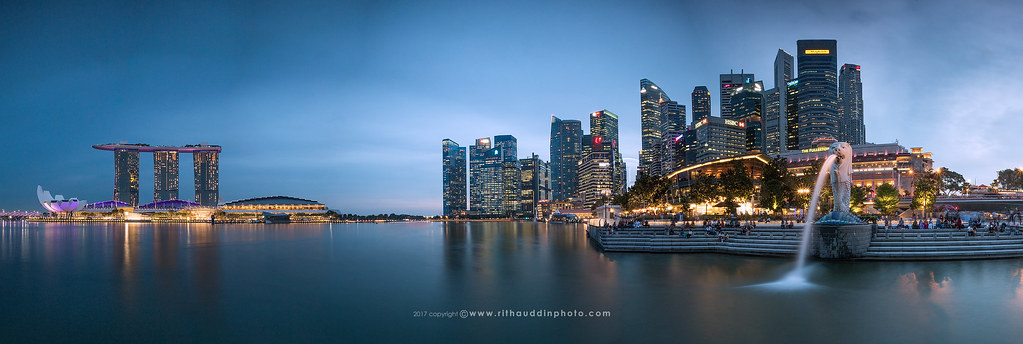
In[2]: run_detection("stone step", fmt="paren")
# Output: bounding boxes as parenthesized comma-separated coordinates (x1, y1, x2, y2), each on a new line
(867, 244, 1023, 252)
(870, 239, 1023, 246)
(861, 249, 1023, 259)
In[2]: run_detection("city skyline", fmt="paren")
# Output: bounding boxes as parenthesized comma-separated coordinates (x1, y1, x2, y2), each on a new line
(2, 1, 1022, 215)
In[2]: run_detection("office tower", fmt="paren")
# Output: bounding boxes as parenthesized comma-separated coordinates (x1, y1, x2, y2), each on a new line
(113, 149, 140, 205)
(153, 150, 179, 202)
(589, 109, 625, 195)
(720, 71, 755, 119)
(731, 85, 765, 154)
(441, 139, 467, 216)
(578, 149, 614, 209)
(785, 80, 800, 151)
(549, 117, 582, 201)
(839, 63, 865, 144)
(693, 116, 746, 163)
(691, 86, 712, 125)
(763, 87, 783, 155)
(682, 128, 698, 167)
(519, 154, 551, 219)
(493, 135, 517, 161)
(774, 49, 794, 151)
(797, 39, 839, 149)
(501, 158, 520, 217)
(639, 79, 669, 177)
(658, 100, 686, 175)
(469, 137, 492, 211)
(480, 147, 504, 216)
(581, 134, 593, 158)
(193, 149, 220, 206)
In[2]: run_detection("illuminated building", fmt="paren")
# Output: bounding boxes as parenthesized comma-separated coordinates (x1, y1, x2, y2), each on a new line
(519, 154, 551, 218)
(590, 110, 626, 194)
(469, 137, 492, 211)
(640, 79, 669, 177)
(114, 148, 139, 205)
(494, 135, 517, 162)
(763, 87, 783, 155)
(780, 143, 933, 195)
(658, 100, 686, 175)
(153, 150, 179, 202)
(796, 39, 839, 149)
(691, 86, 711, 126)
(501, 158, 521, 217)
(442, 139, 467, 215)
(839, 63, 865, 144)
(192, 147, 220, 206)
(693, 116, 746, 163)
(665, 155, 770, 215)
(785, 79, 800, 151)
(578, 149, 614, 209)
(94, 143, 221, 207)
(550, 117, 582, 201)
(220, 196, 328, 213)
(730, 84, 765, 154)
(480, 147, 504, 216)
(720, 71, 755, 119)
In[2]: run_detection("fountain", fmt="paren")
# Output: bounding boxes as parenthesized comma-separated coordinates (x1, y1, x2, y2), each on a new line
(794, 142, 876, 274)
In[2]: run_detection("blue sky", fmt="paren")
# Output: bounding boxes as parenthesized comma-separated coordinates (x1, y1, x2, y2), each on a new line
(2, 0, 1021, 215)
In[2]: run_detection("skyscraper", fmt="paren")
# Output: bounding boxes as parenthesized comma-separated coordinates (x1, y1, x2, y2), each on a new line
(774, 50, 794, 91)
(193, 148, 220, 206)
(839, 63, 865, 144)
(469, 137, 491, 211)
(153, 150, 179, 202)
(441, 139, 467, 216)
(640, 79, 669, 177)
(501, 158, 521, 217)
(113, 149, 139, 206)
(720, 71, 755, 119)
(519, 154, 551, 219)
(731, 86, 765, 154)
(785, 79, 800, 151)
(693, 117, 746, 163)
(480, 147, 504, 216)
(493, 135, 517, 161)
(549, 117, 582, 201)
(797, 39, 839, 149)
(773, 49, 794, 152)
(691, 86, 712, 125)
(590, 109, 626, 195)
(658, 100, 686, 175)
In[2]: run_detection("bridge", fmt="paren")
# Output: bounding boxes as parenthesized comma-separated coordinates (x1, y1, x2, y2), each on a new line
(934, 196, 1023, 212)
(0, 211, 41, 220)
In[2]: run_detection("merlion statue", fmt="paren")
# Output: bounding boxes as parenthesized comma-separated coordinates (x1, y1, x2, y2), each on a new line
(819, 142, 862, 223)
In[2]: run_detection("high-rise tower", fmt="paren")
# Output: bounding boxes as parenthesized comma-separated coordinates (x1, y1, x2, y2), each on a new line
(691, 86, 712, 125)
(796, 39, 839, 149)
(839, 63, 865, 144)
(720, 71, 755, 119)
(658, 100, 686, 175)
(153, 150, 179, 202)
(469, 137, 492, 211)
(193, 148, 220, 206)
(442, 139, 467, 215)
(639, 79, 668, 177)
(589, 110, 625, 195)
(549, 117, 582, 201)
(113, 149, 139, 205)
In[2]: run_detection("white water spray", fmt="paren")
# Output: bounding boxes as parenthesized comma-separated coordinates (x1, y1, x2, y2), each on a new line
(794, 154, 838, 275)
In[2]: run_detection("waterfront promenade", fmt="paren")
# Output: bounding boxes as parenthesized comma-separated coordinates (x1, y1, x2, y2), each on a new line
(588, 223, 1023, 260)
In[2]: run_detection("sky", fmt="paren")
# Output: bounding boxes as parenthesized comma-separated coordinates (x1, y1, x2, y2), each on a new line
(2, 0, 1022, 216)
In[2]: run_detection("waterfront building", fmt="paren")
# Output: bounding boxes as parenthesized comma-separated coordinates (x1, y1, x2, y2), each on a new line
(549, 117, 582, 201)
(785, 79, 800, 151)
(665, 155, 771, 215)
(796, 39, 839, 149)
(691, 86, 712, 126)
(519, 154, 551, 218)
(578, 149, 614, 209)
(192, 147, 220, 206)
(839, 63, 865, 144)
(731, 85, 765, 154)
(720, 71, 755, 119)
(468, 138, 492, 211)
(780, 143, 933, 196)
(773, 49, 794, 153)
(220, 196, 328, 213)
(442, 139, 467, 215)
(153, 150, 179, 202)
(114, 148, 140, 206)
(480, 147, 504, 216)
(639, 79, 669, 177)
(659, 100, 686, 175)
(693, 116, 746, 163)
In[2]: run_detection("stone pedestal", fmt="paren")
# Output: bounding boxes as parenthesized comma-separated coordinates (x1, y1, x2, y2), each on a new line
(812, 223, 875, 259)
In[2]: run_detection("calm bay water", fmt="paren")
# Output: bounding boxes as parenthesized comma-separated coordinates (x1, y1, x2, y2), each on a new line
(2, 221, 1023, 343)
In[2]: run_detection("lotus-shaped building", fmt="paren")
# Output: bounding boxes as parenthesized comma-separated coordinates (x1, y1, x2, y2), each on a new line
(37, 185, 86, 213)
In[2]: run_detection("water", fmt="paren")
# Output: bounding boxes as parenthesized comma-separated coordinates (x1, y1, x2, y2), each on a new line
(796, 154, 838, 275)
(3, 221, 1023, 342)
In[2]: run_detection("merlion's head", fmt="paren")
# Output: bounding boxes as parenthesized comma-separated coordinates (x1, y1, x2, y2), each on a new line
(829, 142, 852, 161)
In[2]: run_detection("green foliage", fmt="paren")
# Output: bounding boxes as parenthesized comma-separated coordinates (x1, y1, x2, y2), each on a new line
(936, 167, 967, 196)
(850, 184, 869, 213)
(873, 183, 900, 215)
(993, 168, 1023, 190)
(911, 171, 939, 213)
(718, 160, 755, 215)
(758, 156, 794, 214)
(688, 174, 720, 214)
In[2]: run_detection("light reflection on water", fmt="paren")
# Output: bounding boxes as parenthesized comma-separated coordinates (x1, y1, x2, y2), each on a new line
(0, 221, 1022, 342)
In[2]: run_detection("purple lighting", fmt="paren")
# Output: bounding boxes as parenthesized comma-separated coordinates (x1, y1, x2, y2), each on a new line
(92, 143, 221, 153)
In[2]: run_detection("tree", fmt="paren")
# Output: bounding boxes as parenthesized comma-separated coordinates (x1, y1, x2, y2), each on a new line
(874, 183, 900, 215)
(911, 171, 939, 217)
(719, 160, 755, 215)
(688, 174, 719, 216)
(993, 168, 1023, 191)
(792, 160, 828, 214)
(850, 185, 869, 214)
(758, 156, 794, 214)
(937, 167, 967, 196)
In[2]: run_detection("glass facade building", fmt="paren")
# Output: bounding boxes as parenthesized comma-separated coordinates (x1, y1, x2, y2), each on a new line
(639, 79, 669, 177)
(549, 117, 582, 201)
(693, 116, 746, 164)
(193, 149, 220, 206)
(796, 39, 839, 149)
(442, 139, 467, 215)
(719, 71, 755, 119)
(691, 86, 711, 126)
(590, 110, 626, 195)
(519, 154, 551, 218)
(114, 149, 140, 206)
(731, 86, 765, 154)
(153, 150, 179, 202)
(469, 138, 491, 212)
(839, 63, 865, 144)
(658, 100, 686, 176)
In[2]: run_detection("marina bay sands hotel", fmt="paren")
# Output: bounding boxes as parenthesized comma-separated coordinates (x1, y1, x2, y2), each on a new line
(93, 143, 221, 206)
